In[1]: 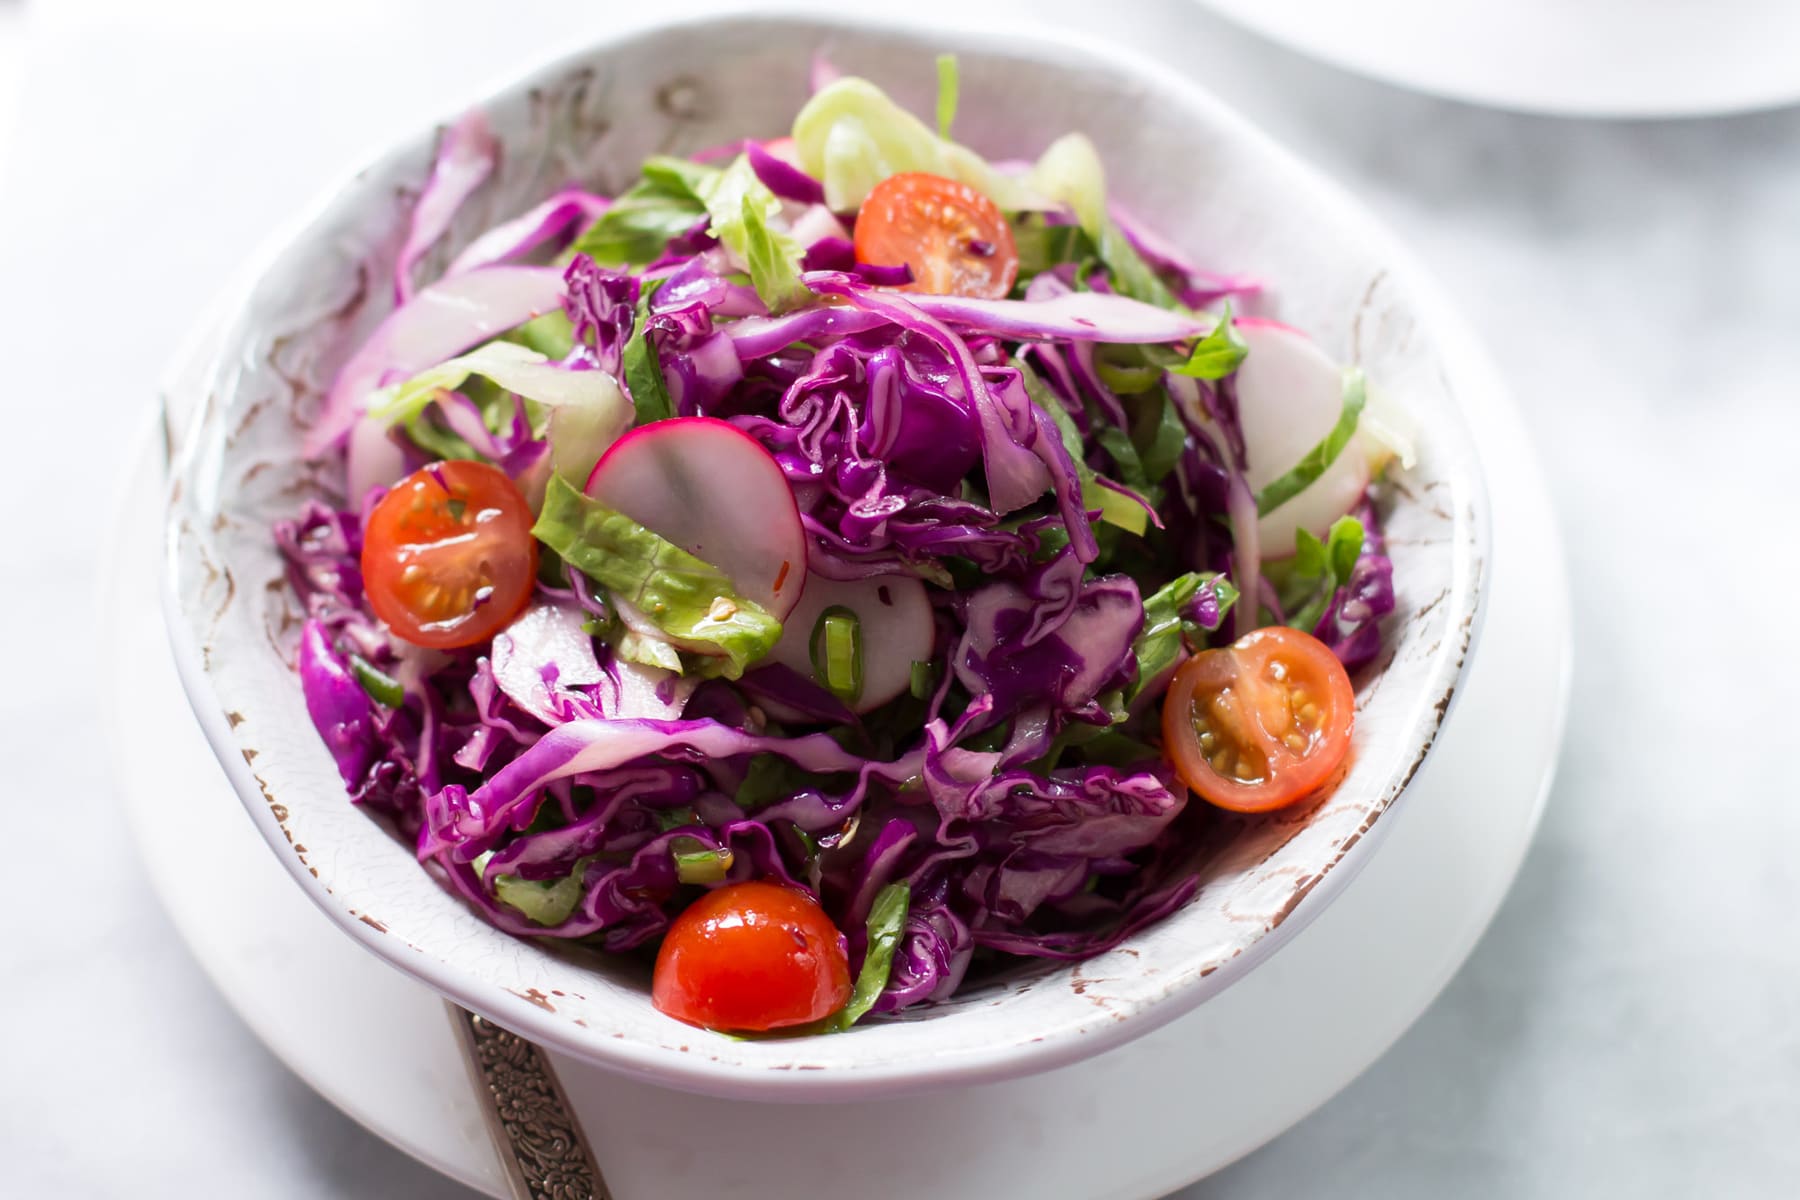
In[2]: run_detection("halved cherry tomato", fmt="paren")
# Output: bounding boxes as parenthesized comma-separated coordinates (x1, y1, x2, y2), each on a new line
(360, 460, 537, 649)
(652, 880, 851, 1032)
(1161, 626, 1355, 813)
(853, 172, 1019, 299)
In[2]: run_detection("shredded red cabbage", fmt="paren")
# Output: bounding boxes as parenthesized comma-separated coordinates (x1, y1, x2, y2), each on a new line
(277, 72, 1401, 1026)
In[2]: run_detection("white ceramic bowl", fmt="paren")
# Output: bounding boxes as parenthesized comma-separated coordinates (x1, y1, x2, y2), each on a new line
(163, 12, 1486, 1101)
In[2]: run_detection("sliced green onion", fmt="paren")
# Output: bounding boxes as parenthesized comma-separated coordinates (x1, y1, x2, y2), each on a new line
(672, 839, 734, 885)
(935, 54, 959, 140)
(809, 605, 864, 706)
(908, 660, 937, 701)
(1094, 351, 1164, 395)
(348, 654, 404, 708)
(490, 856, 594, 927)
(1255, 368, 1367, 516)
(1082, 479, 1149, 536)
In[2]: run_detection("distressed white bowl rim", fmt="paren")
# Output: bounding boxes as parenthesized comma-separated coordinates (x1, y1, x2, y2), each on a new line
(163, 10, 1489, 1101)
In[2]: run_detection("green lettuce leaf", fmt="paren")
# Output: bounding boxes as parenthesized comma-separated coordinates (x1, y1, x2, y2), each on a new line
(834, 882, 910, 1030)
(1028, 133, 1175, 309)
(792, 77, 1045, 212)
(1129, 388, 1188, 484)
(677, 154, 808, 313)
(621, 281, 673, 425)
(364, 342, 543, 426)
(569, 172, 708, 266)
(365, 341, 632, 485)
(1171, 304, 1248, 380)
(598, 154, 805, 312)
(1126, 572, 1238, 706)
(640, 154, 722, 198)
(532, 476, 782, 679)
(504, 309, 576, 360)
(730, 189, 808, 313)
(1269, 515, 1365, 632)
(1012, 217, 1097, 282)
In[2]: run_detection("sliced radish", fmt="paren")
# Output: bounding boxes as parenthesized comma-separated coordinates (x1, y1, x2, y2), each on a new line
(605, 659, 699, 722)
(346, 412, 407, 509)
(1216, 318, 1372, 556)
(788, 202, 850, 248)
(492, 600, 698, 723)
(766, 572, 933, 713)
(761, 136, 802, 167)
(309, 265, 566, 457)
(583, 417, 807, 620)
(490, 601, 604, 725)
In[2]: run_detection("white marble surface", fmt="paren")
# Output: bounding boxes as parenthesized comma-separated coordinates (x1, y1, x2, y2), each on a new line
(1, 1, 1795, 1196)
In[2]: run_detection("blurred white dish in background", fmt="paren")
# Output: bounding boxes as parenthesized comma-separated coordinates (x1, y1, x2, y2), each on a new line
(1191, 0, 1800, 117)
(0, 6, 29, 202)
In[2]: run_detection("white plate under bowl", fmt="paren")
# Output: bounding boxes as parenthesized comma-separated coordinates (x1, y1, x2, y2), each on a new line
(1191, 0, 1800, 118)
(114, 293, 1564, 1193)
(162, 13, 1487, 1097)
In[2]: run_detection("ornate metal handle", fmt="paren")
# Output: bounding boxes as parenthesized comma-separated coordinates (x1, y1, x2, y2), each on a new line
(446, 1002, 611, 1200)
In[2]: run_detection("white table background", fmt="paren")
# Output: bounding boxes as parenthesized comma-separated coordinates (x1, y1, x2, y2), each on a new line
(2, 0, 1796, 1195)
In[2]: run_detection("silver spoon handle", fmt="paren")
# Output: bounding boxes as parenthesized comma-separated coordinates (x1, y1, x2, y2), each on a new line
(446, 1002, 612, 1200)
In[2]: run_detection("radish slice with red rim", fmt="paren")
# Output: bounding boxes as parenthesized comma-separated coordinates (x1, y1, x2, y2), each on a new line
(583, 417, 807, 621)
(310, 265, 567, 458)
(1213, 318, 1373, 556)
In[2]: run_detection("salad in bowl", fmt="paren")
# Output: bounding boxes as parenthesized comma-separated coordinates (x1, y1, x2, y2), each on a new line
(283, 58, 1409, 1036)
(164, 14, 1482, 1094)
